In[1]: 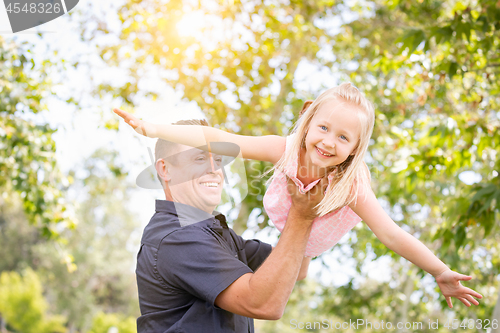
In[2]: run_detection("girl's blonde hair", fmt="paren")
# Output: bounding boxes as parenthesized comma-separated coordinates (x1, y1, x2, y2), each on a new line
(269, 82, 375, 216)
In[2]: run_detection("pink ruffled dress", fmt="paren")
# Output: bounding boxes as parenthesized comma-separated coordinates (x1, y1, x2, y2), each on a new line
(263, 134, 362, 257)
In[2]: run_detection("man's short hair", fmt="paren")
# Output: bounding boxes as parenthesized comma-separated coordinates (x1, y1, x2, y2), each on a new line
(155, 119, 209, 183)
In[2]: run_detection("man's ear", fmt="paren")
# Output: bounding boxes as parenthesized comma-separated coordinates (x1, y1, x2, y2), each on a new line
(156, 158, 174, 200)
(156, 159, 171, 183)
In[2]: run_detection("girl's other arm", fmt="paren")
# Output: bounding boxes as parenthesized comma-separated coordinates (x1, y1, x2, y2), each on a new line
(349, 188, 482, 308)
(113, 108, 285, 164)
(297, 256, 311, 280)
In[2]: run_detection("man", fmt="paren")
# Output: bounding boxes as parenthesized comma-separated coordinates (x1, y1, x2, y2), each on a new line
(135, 119, 327, 332)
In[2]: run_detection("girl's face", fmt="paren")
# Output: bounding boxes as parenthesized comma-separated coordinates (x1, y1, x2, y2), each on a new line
(303, 99, 362, 172)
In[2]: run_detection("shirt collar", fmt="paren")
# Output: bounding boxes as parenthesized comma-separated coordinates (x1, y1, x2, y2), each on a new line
(155, 200, 227, 228)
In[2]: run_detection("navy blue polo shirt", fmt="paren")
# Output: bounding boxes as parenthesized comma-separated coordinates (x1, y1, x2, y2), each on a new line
(136, 200, 272, 333)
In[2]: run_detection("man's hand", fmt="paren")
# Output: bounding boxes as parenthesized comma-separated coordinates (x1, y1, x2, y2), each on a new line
(287, 176, 328, 221)
(435, 269, 483, 308)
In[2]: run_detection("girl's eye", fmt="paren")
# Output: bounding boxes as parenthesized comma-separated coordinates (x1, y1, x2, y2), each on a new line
(320, 125, 328, 131)
(340, 135, 348, 141)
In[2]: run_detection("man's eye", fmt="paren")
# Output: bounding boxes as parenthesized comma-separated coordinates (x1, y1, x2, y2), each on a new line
(196, 157, 206, 161)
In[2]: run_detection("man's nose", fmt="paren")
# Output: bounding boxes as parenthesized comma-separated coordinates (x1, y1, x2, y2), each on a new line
(207, 153, 224, 175)
(208, 152, 217, 173)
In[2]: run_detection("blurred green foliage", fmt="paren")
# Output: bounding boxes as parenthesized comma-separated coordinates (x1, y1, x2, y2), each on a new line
(0, 269, 66, 333)
(0, 36, 75, 239)
(0, 149, 140, 332)
(87, 312, 136, 333)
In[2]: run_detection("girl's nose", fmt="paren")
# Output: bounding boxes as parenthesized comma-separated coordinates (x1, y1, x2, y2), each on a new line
(322, 139, 335, 149)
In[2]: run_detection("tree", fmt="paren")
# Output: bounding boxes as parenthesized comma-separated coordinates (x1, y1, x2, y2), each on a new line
(1, 12, 140, 333)
(0, 268, 66, 333)
(37, 148, 141, 332)
(336, 0, 500, 323)
(0, 148, 140, 332)
(0, 36, 75, 238)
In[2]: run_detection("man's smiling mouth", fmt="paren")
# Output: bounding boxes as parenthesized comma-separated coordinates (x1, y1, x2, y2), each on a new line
(200, 182, 219, 188)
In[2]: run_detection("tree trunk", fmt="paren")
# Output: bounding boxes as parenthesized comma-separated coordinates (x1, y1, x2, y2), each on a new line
(492, 287, 500, 333)
(233, 200, 249, 235)
(0, 315, 6, 333)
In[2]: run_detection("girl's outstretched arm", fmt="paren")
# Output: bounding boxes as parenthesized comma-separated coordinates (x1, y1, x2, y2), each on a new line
(113, 108, 285, 164)
(349, 188, 483, 308)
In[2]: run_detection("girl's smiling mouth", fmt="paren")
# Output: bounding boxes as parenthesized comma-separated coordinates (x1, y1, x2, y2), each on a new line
(315, 146, 334, 158)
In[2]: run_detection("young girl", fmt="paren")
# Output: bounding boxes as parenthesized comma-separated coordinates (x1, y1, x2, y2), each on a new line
(114, 82, 482, 308)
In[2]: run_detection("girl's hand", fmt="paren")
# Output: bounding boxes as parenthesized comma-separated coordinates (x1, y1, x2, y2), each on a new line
(113, 108, 154, 137)
(435, 269, 483, 308)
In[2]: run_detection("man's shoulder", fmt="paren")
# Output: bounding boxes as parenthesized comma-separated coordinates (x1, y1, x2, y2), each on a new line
(140, 211, 178, 248)
(141, 211, 216, 248)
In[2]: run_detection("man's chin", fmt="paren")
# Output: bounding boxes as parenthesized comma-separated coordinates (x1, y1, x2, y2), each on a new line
(207, 197, 222, 209)
(200, 194, 223, 211)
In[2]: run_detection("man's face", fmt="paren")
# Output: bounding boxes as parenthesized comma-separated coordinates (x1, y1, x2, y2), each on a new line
(164, 145, 224, 213)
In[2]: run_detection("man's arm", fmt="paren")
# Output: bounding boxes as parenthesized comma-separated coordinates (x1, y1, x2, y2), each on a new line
(269, 249, 311, 281)
(215, 177, 327, 320)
